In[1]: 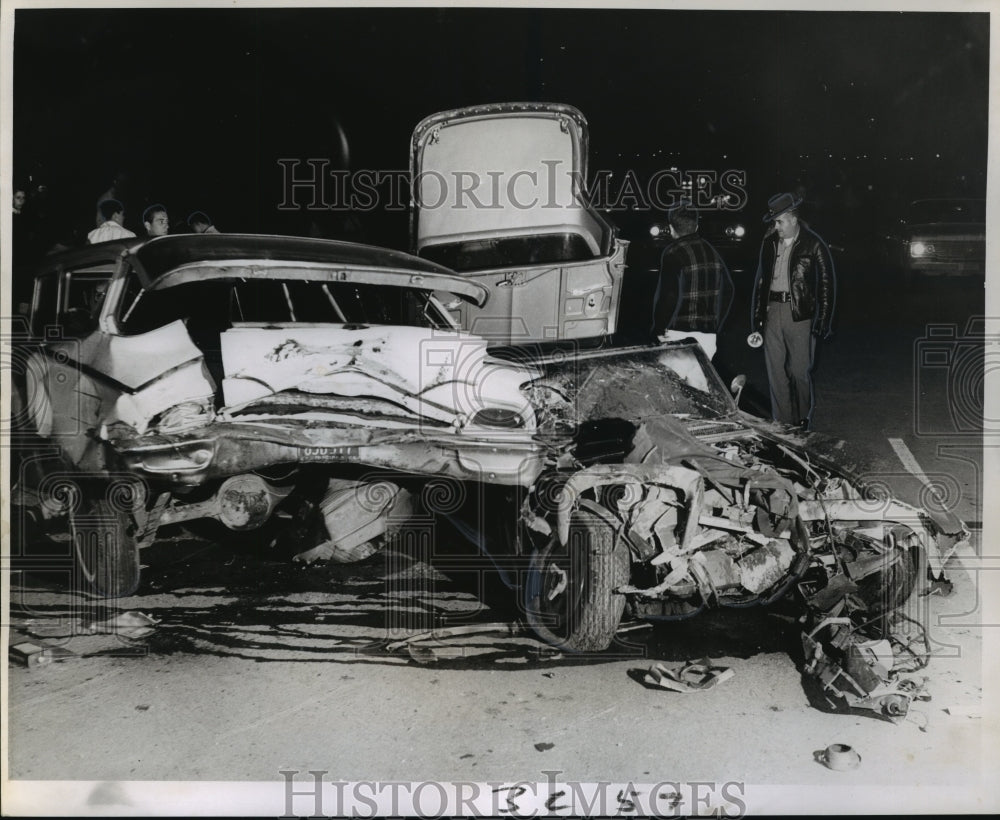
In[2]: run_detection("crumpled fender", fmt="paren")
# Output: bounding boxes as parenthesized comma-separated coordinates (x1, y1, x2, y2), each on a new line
(798, 497, 967, 578)
(555, 463, 703, 546)
(35, 321, 215, 461)
(554, 457, 807, 547)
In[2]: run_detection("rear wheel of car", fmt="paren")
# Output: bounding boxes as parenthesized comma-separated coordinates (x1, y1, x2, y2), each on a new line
(524, 509, 628, 653)
(70, 487, 142, 598)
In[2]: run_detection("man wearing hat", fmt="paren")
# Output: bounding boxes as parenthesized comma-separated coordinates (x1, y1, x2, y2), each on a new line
(650, 199, 733, 361)
(750, 192, 836, 431)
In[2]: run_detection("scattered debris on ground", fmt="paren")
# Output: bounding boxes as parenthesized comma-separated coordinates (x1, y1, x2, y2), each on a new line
(814, 743, 861, 771)
(644, 659, 735, 692)
(8, 610, 161, 668)
(9, 642, 76, 668)
(801, 610, 932, 721)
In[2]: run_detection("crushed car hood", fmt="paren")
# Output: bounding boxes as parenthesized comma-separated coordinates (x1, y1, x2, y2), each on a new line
(219, 325, 536, 426)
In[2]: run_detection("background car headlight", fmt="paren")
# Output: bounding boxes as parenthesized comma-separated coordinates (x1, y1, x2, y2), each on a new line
(910, 240, 934, 257)
(725, 224, 747, 239)
(649, 224, 664, 238)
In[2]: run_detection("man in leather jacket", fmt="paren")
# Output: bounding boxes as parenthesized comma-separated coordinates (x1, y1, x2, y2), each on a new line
(750, 193, 835, 430)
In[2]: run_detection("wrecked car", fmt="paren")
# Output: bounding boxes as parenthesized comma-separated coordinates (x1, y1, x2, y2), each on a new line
(513, 343, 967, 716)
(410, 102, 627, 345)
(15, 233, 967, 720)
(17, 233, 545, 590)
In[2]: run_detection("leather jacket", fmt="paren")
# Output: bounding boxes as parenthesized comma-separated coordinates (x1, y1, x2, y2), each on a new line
(751, 223, 836, 334)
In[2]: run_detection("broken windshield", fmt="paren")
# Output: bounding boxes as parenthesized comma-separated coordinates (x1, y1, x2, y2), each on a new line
(526, 342, 736, 431)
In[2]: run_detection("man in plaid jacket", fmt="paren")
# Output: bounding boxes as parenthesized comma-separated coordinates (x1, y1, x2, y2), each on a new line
(650, 200, 734, 361)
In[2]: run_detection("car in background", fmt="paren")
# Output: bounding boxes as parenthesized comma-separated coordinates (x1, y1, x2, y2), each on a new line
(890, 198, 986, 277)
(646, 197, 752, 273)
(410, 102, 628, 345)
(615, 192, 752, 279)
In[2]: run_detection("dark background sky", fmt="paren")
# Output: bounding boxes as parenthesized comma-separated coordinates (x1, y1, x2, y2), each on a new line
(12, 6, 990, 247)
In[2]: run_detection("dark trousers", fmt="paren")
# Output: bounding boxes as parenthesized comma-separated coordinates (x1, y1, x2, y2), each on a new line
(763, 301, 815, 423)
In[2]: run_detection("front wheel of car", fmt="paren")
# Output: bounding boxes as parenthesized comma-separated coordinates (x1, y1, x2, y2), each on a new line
(856, 528, 925, 615)
(524, 509, 628, 652)
(70, 487, 142, 598)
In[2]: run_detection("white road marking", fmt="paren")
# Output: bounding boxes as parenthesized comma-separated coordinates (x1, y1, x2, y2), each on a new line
(890, 437, 978, 560)
(889, 436, 949, 507)
(888, 437, 933, 486)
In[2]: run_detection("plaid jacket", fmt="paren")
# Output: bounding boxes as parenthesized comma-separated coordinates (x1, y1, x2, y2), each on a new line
(651, 233, 734, 335)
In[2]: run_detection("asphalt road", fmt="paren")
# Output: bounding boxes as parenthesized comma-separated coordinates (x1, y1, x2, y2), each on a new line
(4, 263, 992, 815)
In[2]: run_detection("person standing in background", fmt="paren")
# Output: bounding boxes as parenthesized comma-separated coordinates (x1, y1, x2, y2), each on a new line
(88, 199, 136, 243)
(750, 192, 836, 431)
(143, 203, 170, 237)
(650, 199, 734, 362)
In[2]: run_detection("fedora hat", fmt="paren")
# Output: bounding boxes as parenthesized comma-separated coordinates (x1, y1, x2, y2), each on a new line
(763, 192, 803, 223)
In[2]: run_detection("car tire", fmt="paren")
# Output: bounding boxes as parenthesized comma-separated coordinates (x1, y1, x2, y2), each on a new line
(856, 527, 924, 614)
(524, 508, 628, 652)
(70, 487, 142, 598)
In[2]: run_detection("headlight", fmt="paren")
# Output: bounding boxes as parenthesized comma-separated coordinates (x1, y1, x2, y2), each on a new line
(649, 225, 663, 238)
(725, 224, 747, 239)
(910, 241, 934, 258)
(469, 408, 525, 429)
(150, 400, 214, 433)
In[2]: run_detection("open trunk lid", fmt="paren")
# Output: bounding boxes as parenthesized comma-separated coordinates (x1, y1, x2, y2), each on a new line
(410, 103, 626, 345)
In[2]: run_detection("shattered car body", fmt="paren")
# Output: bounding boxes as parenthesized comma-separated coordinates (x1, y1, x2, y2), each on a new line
(512, 343, 967, 718)
(18, 235, 967, 721)
(410, 103, 627, 344)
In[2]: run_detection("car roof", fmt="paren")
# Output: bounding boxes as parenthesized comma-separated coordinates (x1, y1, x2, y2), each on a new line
(33, 237, 143, 278)
(129, 233, 457, 278)
(32, 234, 490, 306)
(127, 233, 490, 306)
(34, 234, 464, 280)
